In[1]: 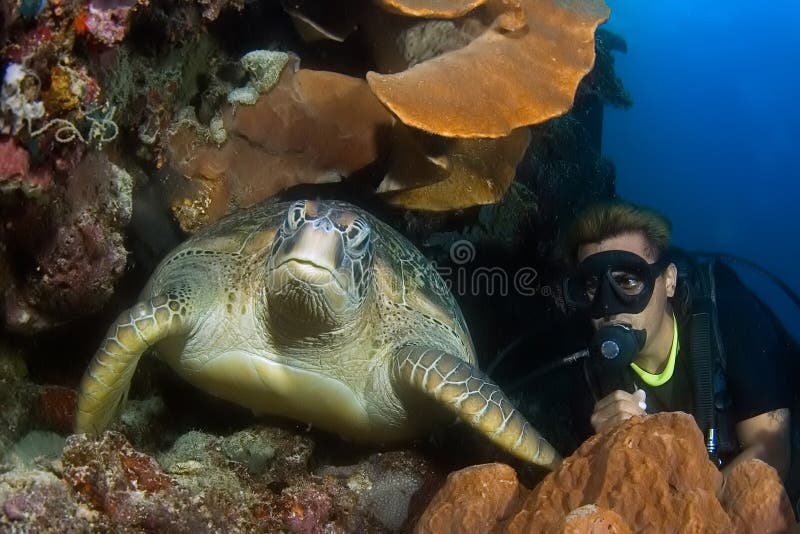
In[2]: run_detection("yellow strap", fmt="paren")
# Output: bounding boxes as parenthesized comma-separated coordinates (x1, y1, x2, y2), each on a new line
(630, 315, 679, 386)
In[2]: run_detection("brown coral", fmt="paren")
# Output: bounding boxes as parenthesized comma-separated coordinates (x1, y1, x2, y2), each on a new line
(379, 125, 530, 210)
(167, 66, 394, 231)
(414, 463, 522, 534)
(366, 0, 610, 138)
(377, 0, 489, 18)
(721, 460, 799, 533)
(510, 413, 728, 532)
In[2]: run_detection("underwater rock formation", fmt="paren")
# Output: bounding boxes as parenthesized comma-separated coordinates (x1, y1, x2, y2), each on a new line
(415, 413, 799, 532)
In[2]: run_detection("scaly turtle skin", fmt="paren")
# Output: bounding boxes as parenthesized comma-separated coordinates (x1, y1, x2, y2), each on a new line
(75, 199, 560, 469)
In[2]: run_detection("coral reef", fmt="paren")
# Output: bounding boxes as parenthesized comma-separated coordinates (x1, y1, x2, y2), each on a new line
(0, 136, 53, 196)
(722, 459, 799, 532)
(584, 28, 633, 109)
(0, 424, 442, 532)
(414, 413, 800, 532)
(228, 49, 291, 105)
(0, 0, 645, 530)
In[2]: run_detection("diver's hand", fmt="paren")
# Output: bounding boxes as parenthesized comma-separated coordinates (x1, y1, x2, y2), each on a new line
(590, 389, 647, 434)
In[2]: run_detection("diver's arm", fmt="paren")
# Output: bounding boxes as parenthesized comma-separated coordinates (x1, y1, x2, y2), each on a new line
(722, 408, 791, 480)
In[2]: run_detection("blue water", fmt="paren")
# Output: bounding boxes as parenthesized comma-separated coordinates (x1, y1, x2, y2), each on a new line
(602, 1, 800, 339)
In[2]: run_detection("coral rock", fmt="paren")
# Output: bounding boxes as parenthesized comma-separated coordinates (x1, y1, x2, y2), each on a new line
(367, 0, 610, 138)
(62, 431, 197, 530)
(720, 459, 799, 533)
(167, 66, 394, 231)
(416, 414, 799, 532)
(0, 137, 30, 180)
(0, 343, 40, 451)
(414, 462, 521, 534)
(511, 413, 729, 532)
(560, 504, 631, 533)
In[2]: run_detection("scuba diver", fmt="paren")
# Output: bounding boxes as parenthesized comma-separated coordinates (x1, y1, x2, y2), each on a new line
(560, 200, 794, 479)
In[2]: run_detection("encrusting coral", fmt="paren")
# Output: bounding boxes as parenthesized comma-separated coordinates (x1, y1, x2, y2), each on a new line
(227, 49, 290, 106)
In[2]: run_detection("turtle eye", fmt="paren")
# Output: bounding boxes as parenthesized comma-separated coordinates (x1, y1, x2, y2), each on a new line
(345, 220, 371, 257)
(287, 202, 305, 231)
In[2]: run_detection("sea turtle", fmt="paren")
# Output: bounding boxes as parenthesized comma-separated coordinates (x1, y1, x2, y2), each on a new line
(75, 199, 560, 469)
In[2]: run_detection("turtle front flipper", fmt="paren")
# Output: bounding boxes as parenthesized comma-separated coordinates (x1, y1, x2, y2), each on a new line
(75, 295, 185, 434)
(393, 346, 561, 470)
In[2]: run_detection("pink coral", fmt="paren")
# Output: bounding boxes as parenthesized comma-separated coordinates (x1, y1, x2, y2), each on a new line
(85, 0, 138, 45)
(0, 137, 53, 196)
(0, 137, 29, 179)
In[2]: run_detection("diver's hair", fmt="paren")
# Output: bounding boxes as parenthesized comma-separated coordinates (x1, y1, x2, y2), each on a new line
(564, 200, 672, 265)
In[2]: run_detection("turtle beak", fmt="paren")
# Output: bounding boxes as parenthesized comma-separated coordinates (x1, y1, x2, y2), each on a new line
(268, 218, 351, 321)
(278, 220, 344, 274)
(272, 221, 349, 293)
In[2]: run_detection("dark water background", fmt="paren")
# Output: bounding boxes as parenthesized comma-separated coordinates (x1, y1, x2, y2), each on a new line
(602, 1, 800, 340)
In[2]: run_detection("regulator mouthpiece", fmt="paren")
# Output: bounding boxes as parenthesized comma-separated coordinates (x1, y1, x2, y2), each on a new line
(590, 323, 647, 369)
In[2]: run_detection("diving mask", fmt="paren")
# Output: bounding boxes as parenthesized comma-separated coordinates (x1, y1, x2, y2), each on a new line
(565, 250, 670, 319)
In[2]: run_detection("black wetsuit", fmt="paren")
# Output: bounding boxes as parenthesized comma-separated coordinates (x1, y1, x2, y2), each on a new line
(573, 261, 794, 462)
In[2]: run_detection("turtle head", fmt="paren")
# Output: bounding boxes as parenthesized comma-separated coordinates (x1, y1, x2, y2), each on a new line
(266, 200, 375, 331)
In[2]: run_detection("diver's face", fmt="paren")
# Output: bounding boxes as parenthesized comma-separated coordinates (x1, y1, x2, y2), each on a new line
(577, 232, 676, 348)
